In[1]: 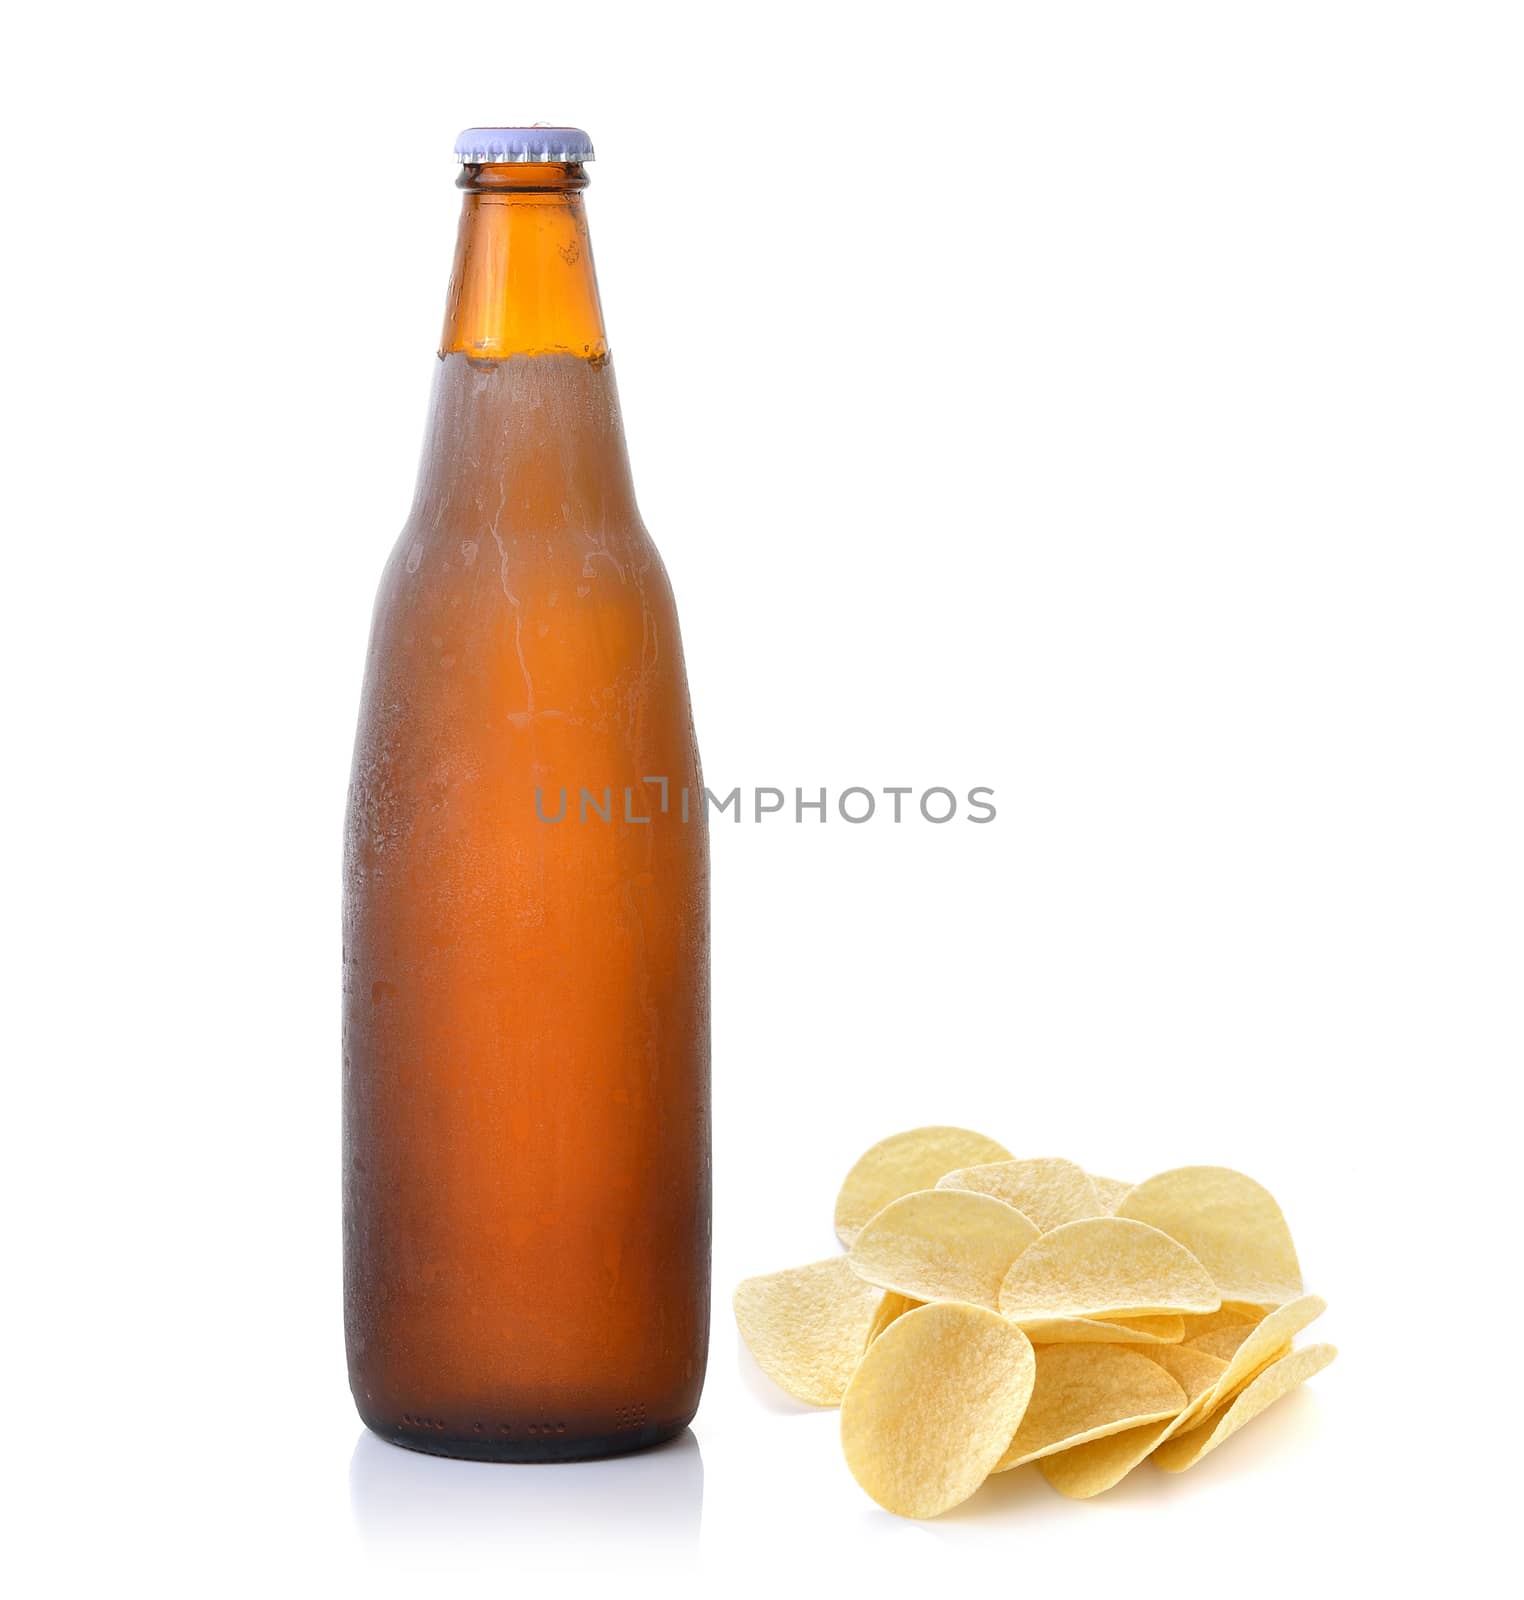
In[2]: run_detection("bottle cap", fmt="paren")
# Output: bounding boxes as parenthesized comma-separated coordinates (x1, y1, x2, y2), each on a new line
(454, 126, 595, 164)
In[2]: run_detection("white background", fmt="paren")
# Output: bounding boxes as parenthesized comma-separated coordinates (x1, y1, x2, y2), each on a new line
(5, 2, 1520, 1593)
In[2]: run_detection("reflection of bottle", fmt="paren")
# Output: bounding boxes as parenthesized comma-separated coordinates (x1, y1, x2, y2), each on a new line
(348, 1429, 705, 1551)
(344, 128, 709, 1461)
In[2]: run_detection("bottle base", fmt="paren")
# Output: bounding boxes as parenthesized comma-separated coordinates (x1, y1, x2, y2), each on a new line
(360, 1411, 695, 1464)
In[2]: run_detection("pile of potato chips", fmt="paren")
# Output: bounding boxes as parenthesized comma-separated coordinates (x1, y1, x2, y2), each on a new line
(734, 1127, 1334, 1519)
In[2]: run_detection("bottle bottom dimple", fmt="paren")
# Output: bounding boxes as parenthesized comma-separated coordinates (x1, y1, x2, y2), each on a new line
(359, 1407, 696, 1463)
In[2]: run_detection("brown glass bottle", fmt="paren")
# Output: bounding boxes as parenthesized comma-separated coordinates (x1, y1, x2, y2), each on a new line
(343, 128, 710, 1461)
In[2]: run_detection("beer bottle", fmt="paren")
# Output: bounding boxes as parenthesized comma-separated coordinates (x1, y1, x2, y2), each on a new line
(343, 127, 710, 1460)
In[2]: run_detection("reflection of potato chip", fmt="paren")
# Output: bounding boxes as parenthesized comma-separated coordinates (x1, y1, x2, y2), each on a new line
(938, 1157, 1104, 1231)
(733, 1257, 885, 1406)
(1037, 1344, 1227, 1498)
(1153, 1343, 1337, 1471)
(841, 1302, 1037, 1518)
(849, 1189, 1040, 1309)
(999, 1217, 1220, 1321)
(1016, 1313, 1183, 1346)
(834, 1127, 1012, 1245)
(994, 1344, 1186, 1470)
(1117, 1167, 1302, 1308)
(1089, 1175, 1132, 1212)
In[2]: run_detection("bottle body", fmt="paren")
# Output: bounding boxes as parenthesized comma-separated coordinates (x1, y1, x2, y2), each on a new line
(343, 164, 709, 1459)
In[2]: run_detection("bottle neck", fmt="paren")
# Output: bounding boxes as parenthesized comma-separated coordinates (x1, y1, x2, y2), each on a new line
(416, 162, 637, 532)
(440, 162, 609, 361)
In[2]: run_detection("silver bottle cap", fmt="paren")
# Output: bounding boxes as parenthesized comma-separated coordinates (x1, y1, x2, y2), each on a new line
(454, 126, 595, 164)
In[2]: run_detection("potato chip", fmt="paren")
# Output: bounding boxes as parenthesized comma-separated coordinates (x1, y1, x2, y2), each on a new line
(1060, 1293, 1324, 1489)
(1178, 1303, 1264, 1340)
(864, 1291, 920, 1348)
(1036, 1344, 1227, 1498)
(1037, 1416, 1182, 1499)
(1138, 1342, 1231, 1396)
(1015, 1313, 1184, 1346)
(1089, 1174, 1132, 1212)
(1116, 1166, 1302, 1308)
(744, 1142, 1330, 1517)
(834, 1126, 1013, 1245)
(1194, 1293, 1325, 1410)
(849, 1188, 1040, 1309)
(733, 1257, 885, 1406)
(1152, 1343, 1337, 1472)
(998, 1217, 1220, 1322)
(1186, 1324, 1260, 1361)
(994, 1344, 1187, 1470)
(840, 1302, 1037, 1518)
(937, 1157, 1104, 1232)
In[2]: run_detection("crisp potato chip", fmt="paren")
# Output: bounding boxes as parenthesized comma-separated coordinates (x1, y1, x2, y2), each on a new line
(1037, 1344, 1227, 1498)
(834, 1127, 1013, 1245)
(1194, 1293, 1325, 1410)
(998, 1217, 1220, 1322)
(840, 1302, 1037, 1519)
(1138, 1342, 1231, 1396)
(1187, 1323, 1260, 1361)
(1178, 1303, 1264, 1340)
(1015, 1313, 1184, 1346)
(1117, 1166, 1302, 1308)
(1058, 1293, 1321, 1490)
(849, 1189, 1040, 1309)
(994, 1344, 1186, 1470)
(746, 1143, 1330, 1515)
(733, 1257, 885, 1406)
(937, 1157, 1104, 1232)
(864, 1291, 921, 1348)
(1089, 1175, 1132, 1212)
(1153, 1343, 1337, 1472)
(1037, 1415, 1183, 1500)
